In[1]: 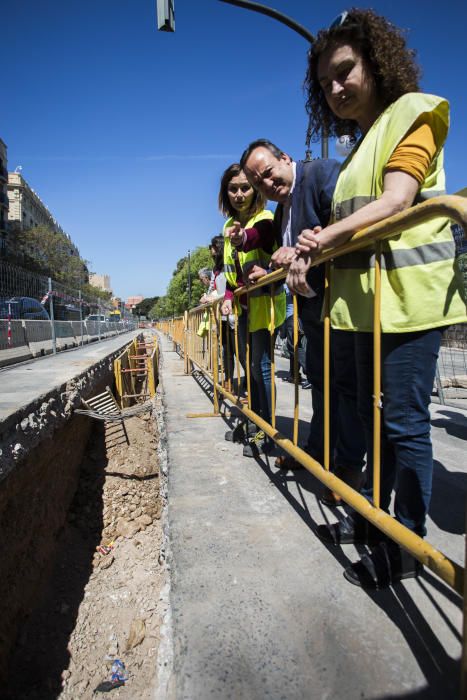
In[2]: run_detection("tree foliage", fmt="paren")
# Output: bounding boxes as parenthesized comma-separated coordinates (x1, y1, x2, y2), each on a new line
(9, 225, 89, 288)
(133, 296, 160, 317)
(150, 246, 213, 319)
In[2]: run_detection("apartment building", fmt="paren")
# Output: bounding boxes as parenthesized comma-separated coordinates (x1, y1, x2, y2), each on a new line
(0, 139, 8, 256)
(7, 171, 64, 233)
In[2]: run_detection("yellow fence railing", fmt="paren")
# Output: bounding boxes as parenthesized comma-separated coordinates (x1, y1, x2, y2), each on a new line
(157, 194, 467, 696)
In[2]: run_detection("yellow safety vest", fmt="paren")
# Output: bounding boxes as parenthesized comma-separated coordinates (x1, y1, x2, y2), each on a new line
(197, 310, 210, 337)
(223, 209, 286, 333)
(330, 92, 467, 333)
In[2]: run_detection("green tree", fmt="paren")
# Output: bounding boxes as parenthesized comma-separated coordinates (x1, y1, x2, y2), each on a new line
(10, 225, 89, 288)
(134, 296, 160, 318)
(149, 246, 213, 319)
(81, 282, 113, 302)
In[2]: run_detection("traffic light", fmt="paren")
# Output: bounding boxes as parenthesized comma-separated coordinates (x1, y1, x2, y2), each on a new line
(156, 0, 175, 32)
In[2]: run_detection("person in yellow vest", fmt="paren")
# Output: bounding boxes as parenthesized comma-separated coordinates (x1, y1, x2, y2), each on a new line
(219, 163, 286, 457)
(196, 268, 212, 364)
(287, 8, 467, 588)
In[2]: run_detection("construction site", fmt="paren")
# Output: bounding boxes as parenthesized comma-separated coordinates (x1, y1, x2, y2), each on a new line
(0, 299, 466, 698)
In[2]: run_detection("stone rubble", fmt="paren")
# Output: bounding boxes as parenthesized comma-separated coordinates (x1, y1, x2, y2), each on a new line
(7, 403, 168, 700)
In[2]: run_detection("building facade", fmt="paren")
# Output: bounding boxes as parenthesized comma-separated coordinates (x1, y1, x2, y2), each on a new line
(0, 139, 8, 256)
(7, 171, 64, 233)
(125, 295, 144, 310)
(89, 273, 112, 293)
(6, 169, 86, 282)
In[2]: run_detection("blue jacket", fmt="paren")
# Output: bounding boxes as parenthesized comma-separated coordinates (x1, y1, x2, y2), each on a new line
(274, 158, 340, 299)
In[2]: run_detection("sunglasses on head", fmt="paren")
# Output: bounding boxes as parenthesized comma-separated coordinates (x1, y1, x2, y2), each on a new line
(329, 10, 349, 30)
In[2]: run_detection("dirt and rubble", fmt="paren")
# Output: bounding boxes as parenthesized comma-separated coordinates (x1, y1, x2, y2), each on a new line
(6, 401, 168, 699)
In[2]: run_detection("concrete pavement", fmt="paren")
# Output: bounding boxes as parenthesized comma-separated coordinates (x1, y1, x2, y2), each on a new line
(160, 332, 465, 700)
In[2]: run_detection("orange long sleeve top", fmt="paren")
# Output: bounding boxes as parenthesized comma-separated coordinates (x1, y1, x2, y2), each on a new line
(385, 115, 437, 183)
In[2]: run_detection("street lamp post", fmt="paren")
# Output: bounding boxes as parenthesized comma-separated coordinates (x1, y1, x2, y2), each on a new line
(187, 249, 192, 308)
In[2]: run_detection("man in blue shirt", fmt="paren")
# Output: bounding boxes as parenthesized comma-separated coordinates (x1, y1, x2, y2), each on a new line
(240, 139, 366, 504)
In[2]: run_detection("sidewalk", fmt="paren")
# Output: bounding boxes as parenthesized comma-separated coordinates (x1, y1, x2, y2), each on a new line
(160, 332, 465, 700)
(0, 331, 138, 423)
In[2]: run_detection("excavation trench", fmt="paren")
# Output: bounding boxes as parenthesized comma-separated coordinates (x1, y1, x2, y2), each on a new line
(2, 392, 166, 699)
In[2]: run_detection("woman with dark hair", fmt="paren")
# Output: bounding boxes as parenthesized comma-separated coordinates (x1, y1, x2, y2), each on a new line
(288, 8, 466, 588)
(219, 163, 286, 457)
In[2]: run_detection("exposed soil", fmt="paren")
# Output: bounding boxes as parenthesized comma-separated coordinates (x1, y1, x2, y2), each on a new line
(6, 404, 166, 699)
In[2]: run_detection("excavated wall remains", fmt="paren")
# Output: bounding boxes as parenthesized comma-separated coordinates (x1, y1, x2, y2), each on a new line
(0, 350, 123, 683)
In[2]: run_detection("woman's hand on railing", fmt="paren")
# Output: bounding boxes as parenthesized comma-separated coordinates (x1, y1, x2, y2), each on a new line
(270, 246, 297, 270)
(247, 265, 268, 285)
(221, 299, 232, 316)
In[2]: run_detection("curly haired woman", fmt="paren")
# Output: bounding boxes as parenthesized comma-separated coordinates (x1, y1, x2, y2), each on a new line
(287, 8, 466, 588)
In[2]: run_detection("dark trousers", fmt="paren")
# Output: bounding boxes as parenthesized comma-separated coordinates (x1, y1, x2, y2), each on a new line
(228, 311, 247, 392)
(250, 328, 277, 426)
(300, 296, 366, 471)
(221, 320, 235, 384)
(356, 328, 443, 537)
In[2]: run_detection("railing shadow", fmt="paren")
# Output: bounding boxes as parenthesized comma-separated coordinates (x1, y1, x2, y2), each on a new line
(251, 447, 462, 699)
(184, 367, 463, 697)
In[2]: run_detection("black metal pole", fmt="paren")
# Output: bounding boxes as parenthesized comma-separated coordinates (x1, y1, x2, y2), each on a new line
(187, 249, 192, 308)
(218, 0, 314, 43)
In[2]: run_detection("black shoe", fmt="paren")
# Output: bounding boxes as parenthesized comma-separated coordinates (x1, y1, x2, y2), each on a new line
(301, 380, 312, 390)
(225, 422, 256, 443)
(243, 431, 274, 458)
(315, 514, 382, 546)
(343, 540, 422, 589)
(224, 422, 246, 443)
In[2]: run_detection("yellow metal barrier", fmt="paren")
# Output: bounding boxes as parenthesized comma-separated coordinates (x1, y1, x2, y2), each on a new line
(114, 333, 159, 407)
(157, 194, 467, 693)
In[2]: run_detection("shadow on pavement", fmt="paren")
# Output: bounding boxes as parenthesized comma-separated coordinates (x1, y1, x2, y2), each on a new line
(188, 371, 462, 699)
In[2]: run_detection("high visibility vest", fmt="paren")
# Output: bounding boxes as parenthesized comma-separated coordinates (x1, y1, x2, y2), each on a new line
(329, 92, 467, 333)
(197, 310, 210, 337)
(223, 209, 286, 333)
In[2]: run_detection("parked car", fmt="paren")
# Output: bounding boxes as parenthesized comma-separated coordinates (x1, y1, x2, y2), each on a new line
(0, 296, 50, 321)
(85, 314, 107, 323)
(53, 303, 82, 321)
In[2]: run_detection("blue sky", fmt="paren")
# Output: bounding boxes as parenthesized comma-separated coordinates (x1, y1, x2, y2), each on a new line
(4, 0, 467, 299)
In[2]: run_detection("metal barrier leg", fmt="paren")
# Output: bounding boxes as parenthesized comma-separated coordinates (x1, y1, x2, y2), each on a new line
(293, 294, 299, 446)
(187, 305, 222, 419)
(462, 497, 467, 699)
(435, 362, 446, 405)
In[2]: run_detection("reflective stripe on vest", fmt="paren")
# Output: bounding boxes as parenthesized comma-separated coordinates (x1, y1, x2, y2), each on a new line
(329, 92, 467, 333)
(333, 239, 456, 270)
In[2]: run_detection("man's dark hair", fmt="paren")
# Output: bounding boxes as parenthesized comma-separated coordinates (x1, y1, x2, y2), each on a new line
(239, 139, 284, 171)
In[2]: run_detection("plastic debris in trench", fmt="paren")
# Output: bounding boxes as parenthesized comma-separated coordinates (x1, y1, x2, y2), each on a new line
(94, 659, 128, 694)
